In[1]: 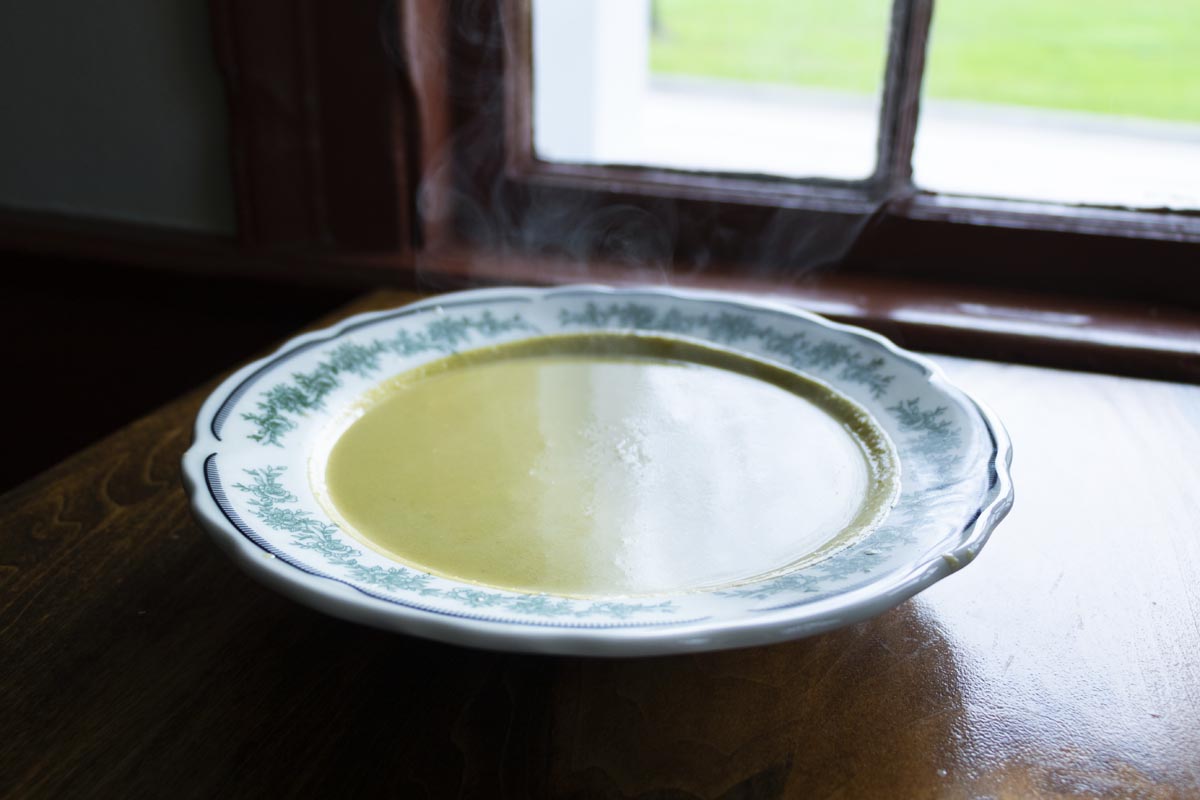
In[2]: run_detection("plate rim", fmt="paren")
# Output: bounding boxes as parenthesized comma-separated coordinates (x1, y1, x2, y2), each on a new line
(181, 284, 1014, 656)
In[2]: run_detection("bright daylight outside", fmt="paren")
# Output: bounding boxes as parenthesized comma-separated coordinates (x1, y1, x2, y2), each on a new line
(532, 0, 1200, 209)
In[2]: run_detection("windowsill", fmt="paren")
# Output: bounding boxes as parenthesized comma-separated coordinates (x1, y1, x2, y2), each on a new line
(1, 208, 1196, 384)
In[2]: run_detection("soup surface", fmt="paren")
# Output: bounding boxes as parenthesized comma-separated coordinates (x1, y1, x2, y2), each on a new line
(317, 334, 898, 596)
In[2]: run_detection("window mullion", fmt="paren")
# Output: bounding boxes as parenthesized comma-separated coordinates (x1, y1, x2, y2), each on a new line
(873, 0, 934, 200)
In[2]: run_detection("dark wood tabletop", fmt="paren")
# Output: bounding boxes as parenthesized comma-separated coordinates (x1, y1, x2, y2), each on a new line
(3, 289, 1198, 799)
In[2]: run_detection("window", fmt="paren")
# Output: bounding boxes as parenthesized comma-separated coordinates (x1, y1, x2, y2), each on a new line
(532, 0, 893, 181)
(528, 0, 1200, 212)
(914, 0, 1200, 209)
(417, 0, 1195, 293)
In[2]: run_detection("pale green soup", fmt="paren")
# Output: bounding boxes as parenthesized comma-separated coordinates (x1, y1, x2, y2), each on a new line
(317, 334, 898, 597)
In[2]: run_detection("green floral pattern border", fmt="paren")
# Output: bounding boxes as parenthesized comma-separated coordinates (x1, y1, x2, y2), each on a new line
(226, 294, 970, 614)
(243, 310, 538, 446)
(232, 467, 677, 620)
(559, 301, 896, 399)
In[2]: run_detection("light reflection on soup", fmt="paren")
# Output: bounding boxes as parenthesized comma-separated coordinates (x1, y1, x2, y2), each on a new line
(317, 334, 898, 597)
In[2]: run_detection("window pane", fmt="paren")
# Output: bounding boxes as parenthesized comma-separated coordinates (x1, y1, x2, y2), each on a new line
(914, 0, 1200, 209)
(532, 0, 893, 180)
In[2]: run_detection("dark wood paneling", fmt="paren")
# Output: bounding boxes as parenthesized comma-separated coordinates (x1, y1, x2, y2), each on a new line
(209, 0, 416, 251)
(0, 252, 355, 492)
(0, 209, 410, 287)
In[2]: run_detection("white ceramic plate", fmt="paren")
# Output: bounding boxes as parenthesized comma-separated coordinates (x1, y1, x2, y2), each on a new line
(182, 286, 1013, 656)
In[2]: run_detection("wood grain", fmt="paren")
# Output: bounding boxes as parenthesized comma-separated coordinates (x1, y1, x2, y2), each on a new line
(2, 289, 1198, 799)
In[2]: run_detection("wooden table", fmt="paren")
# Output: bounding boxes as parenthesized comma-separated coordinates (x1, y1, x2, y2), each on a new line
(3, 289, 1198, 799)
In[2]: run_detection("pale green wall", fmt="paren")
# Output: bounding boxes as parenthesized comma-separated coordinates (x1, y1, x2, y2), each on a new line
(0, 0, 235, 233)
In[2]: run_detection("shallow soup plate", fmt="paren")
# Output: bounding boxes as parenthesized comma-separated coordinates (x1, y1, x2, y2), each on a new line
(181, 285, 1013, 656)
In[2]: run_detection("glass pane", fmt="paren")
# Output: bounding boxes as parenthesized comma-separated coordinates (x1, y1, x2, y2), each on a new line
(532, 0, 893, 180)
(915, 0, 1200, 209)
